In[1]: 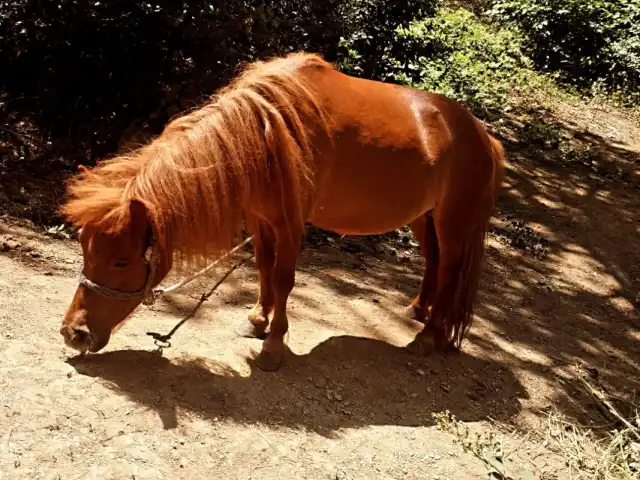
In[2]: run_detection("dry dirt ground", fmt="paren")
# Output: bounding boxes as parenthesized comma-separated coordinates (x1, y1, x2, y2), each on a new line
(0, 99, 639, 480)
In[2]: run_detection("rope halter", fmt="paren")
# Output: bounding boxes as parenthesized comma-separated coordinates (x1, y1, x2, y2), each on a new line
(78, 233, 159, 306)
(77, 234, 254, 307)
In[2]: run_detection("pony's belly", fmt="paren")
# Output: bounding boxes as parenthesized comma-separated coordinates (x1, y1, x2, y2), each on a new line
(309, 217, 425, 236)
(308, 172, 438, 236)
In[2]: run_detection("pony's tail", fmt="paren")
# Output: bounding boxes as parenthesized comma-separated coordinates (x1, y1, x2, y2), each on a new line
(443, 134, 505, 348)
(448, 219, 487, 348)
(488, 134, 506, 202)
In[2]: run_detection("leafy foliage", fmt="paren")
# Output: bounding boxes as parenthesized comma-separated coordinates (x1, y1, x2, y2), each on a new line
(336, 0, 441, 79)
(488, 0, 640, 98)
(344, 7, 550, 117)
(0, 0, 436, 166)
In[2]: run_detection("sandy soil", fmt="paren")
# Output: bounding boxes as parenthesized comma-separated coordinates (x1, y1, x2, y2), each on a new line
(0, 99, 638, 479)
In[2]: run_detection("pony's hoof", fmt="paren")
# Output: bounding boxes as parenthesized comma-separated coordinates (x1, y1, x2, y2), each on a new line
(430, 327, 458, 353)
(255, 349, 284, 371)
(407, 326, 459, 355)
(236, 319, 267, 339)
(255, 336, 285, 371)
(406, 326, 439, 356)
(406, 339, 424, 356)
(406, 336, 435, 356)
(404, 304, 427, 324)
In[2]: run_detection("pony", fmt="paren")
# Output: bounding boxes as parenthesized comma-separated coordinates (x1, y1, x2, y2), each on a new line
(59, 52, 505, 371)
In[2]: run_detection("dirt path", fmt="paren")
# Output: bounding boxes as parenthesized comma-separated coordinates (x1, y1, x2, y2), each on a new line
(0, 99, 639, 479)
(0, 227, 497, 480)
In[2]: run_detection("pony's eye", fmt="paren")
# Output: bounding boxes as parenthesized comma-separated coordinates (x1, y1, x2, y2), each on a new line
(114, 259, 132, 268)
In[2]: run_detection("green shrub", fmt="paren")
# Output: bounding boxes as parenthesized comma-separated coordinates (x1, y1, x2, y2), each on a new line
(0, 0, 434, 167)
(372, 7, 548, 117)
(488, 0, 640, 97)
(336, 0, 441, 79)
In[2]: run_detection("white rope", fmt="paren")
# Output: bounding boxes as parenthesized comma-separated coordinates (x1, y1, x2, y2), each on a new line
(151, 235, 254, 298)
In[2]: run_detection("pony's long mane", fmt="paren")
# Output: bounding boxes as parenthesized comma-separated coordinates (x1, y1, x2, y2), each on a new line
(61, 52, 332, 267)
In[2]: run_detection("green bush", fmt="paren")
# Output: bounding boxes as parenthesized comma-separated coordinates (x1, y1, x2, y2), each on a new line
(488, 0, 640, 97)
(0, 0, 435, 168)
(336, 0, 441, 79)
(0, 1, 342, 162)
(367, 7, 548, 117)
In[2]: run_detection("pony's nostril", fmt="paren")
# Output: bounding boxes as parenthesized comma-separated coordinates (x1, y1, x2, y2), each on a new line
(72, 325, 90, 340)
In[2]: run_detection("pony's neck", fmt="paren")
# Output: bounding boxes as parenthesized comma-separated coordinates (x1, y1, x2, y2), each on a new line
(125, 56, 324, 267)
(128, 106, 255, 268)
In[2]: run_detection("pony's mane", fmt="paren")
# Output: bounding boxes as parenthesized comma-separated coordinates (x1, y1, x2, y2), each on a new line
(61, 52, 333, 267)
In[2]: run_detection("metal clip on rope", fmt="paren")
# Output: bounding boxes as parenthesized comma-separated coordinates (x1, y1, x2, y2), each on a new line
(144, 243, 254, 353)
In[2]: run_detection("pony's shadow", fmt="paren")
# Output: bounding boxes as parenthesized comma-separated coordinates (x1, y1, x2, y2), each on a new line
(68, 335, 527, 436)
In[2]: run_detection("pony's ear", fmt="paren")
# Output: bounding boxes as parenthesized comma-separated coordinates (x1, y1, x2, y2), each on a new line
(127, 200, 153, 247)
(128, 199, 149, 226)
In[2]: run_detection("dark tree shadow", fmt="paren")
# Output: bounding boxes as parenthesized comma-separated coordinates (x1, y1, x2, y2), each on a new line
(67, 335, 527, 436)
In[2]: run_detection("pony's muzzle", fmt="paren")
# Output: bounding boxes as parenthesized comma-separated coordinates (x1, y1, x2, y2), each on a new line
(60, 307, 94, 352)
(60, 324, 91, 352)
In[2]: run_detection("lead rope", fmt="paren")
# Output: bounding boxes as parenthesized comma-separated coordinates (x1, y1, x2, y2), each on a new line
(145, 236, 254, 354)
(143, 235, 254, 306)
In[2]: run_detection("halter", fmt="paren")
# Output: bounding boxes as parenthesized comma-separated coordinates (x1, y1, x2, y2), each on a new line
(78, 233, 159, 306)
(77, 233, 254, 307)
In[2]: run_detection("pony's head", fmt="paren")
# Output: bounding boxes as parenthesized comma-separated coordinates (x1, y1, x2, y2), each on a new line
(60, 198, 172, 353)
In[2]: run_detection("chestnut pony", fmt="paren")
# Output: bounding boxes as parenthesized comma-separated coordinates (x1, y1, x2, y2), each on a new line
(60, 52, 504, 371)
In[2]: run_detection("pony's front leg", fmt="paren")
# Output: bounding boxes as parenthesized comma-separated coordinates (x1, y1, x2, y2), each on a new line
(254, 225, 302, 372)
(239, 223, 276, 339)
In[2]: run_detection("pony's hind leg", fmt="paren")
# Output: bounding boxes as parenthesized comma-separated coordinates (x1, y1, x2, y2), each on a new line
(239, 222, 276, 339)
(407, 196, 490, 355)
(254, 223, 303, 371)
(404, 211, 439, 323)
